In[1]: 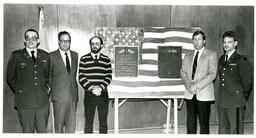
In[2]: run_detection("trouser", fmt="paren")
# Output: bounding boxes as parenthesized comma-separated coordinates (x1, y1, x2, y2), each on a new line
(53, 101, 77, 133)
(218, 106, 245, 134)
(84, 91, 109, 133)
(17, 104, 49, 133)
(186, 95, 212, 134)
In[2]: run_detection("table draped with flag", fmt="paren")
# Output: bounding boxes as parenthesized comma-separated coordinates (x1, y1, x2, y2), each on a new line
(95, 27, 200, 101)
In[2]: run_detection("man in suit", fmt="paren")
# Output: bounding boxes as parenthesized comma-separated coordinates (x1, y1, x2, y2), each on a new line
(180, 31, 217, 134)
(49, 31, 78, 133)
(7, 29, 50, 133)
(217, 31, 253, 134)
(79, 36, 112, 133)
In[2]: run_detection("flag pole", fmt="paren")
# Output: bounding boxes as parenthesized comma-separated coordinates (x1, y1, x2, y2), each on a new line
(39, 6, 55, 133)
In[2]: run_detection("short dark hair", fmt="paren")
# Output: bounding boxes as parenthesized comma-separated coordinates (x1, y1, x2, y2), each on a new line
(24, 29, 39, 39)
(222, 31, 237, 41)
(192, 31, 206, 40)
(89, 36, 103, 45)
(58, 31, 71, 41)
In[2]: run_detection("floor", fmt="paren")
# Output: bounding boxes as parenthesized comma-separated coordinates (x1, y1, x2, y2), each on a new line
(106, 122, 254, 134)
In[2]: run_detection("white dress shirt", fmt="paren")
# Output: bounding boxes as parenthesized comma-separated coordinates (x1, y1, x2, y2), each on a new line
(193, 47, 205, 63)
(59, 49, 71, 66)
(91, 52, 100, 60)
(26, 47, 37, 58)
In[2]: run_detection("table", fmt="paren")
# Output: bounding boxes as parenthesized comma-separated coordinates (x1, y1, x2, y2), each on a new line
(108, 77, 185, 134)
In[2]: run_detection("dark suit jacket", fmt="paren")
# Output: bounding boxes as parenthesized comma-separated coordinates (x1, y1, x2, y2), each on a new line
(49, 49, 78, 102)
(217, 50, 253, 108)
(7, 48, 50, 109)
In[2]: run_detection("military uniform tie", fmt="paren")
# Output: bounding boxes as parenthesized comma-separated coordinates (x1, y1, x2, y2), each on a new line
(65, 53, 70, 73)
(225, 55, 228, 64)
(31, 51, 36, 62)
(192, 51, 199, 80)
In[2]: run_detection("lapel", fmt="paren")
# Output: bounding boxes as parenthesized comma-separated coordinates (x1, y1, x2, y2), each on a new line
(187, 51, 194, 78)
(56, 50, 67, 69)
(227, 50, 237, 63)
(22, 48, 37, 64)
(197, 48, 207, 67)
(70, 51, 77, 72)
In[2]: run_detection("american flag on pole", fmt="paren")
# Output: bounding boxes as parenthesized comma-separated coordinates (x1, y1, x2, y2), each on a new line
(39, 6, 53, 131)
(38, 6, 49, 51)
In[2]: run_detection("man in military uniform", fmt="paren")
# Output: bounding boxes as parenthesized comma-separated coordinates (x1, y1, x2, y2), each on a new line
(7, 29, 50, 133)
(217, 31, 253, 134)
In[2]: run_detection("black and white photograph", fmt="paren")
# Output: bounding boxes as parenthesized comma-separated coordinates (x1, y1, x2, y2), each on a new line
(0, 0, 255, 135)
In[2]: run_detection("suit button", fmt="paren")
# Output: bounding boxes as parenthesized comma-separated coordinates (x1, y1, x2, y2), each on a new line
(223, 68, 225, 70)
(236, 91, 239, 93)
(35, 83, 37, 85)
(35, 77, 37, 79)
(34, 65, 37, 67)
(222, 79, 224, 81)
(222, 73, 225, 76)
(34, 71, 37, 74)
(19, 90, 22, 93)
(231, 68, 233, 71)
(222, 84, 225, 86)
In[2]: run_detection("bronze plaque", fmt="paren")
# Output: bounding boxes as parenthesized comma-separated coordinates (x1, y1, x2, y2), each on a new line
(158, 46, 182, 78)
(115, 46, 138, 77)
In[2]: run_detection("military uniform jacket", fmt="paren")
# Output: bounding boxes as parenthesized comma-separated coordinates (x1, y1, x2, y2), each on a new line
(217, 50, 253, 108)
(49, 50, 78, 102)
(7, 48, 50, 109)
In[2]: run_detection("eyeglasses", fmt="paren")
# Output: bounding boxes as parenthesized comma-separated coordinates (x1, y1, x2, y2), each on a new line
(91, 42, 101, 46)
(59, 40, 71, 43)
(25, 36, 38, 41)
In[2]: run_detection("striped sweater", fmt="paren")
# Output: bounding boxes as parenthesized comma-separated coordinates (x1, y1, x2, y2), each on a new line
(79, 53, 112, 91)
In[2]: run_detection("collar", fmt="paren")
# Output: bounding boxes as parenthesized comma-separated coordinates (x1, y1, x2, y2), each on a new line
(59, 49, 70, 56)
(193, 47, 205, 58)
(225, 49, 236, 60)
(26, 47, 37, 57)
(91, 52, 100, 59)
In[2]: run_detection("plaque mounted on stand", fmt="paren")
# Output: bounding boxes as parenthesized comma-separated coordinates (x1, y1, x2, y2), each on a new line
(115, 46, 139, 77)
(158, 46, 182, 78)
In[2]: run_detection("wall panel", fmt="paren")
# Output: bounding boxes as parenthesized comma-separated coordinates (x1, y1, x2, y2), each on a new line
(3, 4, 254, 133)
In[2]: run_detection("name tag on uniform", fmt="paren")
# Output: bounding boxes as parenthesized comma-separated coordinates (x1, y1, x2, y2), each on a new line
(229, 63, 236, 66)
(20, 63, 26, 66)
(41, 60, 47, 63)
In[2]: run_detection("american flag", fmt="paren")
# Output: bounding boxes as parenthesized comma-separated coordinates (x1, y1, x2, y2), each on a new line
(94, 27, 200, 109)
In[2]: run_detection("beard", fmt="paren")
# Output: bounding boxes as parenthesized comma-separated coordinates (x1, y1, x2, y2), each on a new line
(91, 47, 101, 54)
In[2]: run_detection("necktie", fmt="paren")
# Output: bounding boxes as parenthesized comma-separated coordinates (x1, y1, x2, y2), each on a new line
(31, 51, 36, 62)
(225, 55, 228, 64)
(192, 51, 199, 80)
(95, 55, 98, 63)
(65, 53, 70, 73)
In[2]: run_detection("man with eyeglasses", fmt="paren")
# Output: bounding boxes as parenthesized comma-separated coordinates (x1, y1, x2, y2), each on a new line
(7, 29, 50, 133)
(79, 36, 112, 133)
(49, 31, 78, 133)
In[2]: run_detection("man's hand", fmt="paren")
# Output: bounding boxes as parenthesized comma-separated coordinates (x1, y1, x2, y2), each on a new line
(91, 85, 102, 96)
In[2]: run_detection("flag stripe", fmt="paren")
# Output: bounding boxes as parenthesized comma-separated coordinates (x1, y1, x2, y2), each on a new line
(108, 85, 185, 93)
(140, 60, 158, 65)
(142, 42, 195, 50)
(138, 70, 158, 76)
(111, 79, 183, 87)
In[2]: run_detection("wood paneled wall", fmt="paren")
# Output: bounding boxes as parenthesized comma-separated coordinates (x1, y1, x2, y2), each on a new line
(3, 4, 254, 133)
